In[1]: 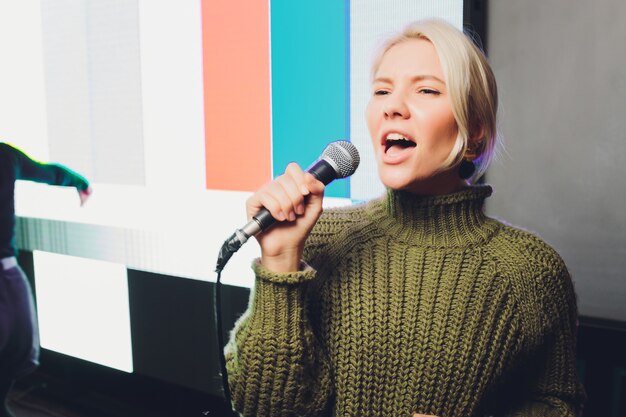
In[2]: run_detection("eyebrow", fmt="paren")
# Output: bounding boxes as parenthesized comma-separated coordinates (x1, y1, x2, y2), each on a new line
(373, 75, 446, 85)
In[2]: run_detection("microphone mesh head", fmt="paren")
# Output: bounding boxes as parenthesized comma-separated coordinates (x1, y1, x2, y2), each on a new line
(321, 141, 360, 178)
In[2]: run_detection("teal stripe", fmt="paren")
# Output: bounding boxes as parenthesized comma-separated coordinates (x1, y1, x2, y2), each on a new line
(271, 0, 350, 198)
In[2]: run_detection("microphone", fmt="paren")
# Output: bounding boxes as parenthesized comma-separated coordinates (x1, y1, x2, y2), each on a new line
(215, 140, 360, 271)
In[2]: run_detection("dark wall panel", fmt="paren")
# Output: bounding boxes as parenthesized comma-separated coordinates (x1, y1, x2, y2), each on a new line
(127, 269, 249, 394)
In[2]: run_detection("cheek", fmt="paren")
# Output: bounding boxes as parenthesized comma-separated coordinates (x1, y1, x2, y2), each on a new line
(365, 102, 379, 140)
(427, 109, 458, 148)
(443, 117, 460, 148)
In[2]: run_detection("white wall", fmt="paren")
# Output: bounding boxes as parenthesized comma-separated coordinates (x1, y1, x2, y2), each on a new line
(486, 0, 626, 321)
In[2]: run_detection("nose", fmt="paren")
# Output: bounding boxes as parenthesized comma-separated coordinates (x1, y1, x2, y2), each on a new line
(383, 92, 410, 119)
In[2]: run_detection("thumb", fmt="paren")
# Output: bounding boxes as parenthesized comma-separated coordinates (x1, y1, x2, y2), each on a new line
(303, 173, 325, 206)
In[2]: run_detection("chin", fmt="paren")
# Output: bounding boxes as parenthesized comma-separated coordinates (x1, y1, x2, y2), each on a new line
(378, 170, 421, 191)
(379, 169, 460, 195)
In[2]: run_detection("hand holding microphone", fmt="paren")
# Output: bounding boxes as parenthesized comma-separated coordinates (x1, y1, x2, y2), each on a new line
(248, 162, 326, 272)
(212, 141, 358, 414)
(215, 141, 360, 272)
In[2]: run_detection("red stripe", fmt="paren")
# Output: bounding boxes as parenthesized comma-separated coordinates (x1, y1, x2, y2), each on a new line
(201, 0, 271, 191)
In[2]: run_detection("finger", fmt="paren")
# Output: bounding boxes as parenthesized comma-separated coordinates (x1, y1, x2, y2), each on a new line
(284, 162, 310, 197)
(256, 177, 303, 222)
(294, 175, 323, 221)
(284, 162, 305, 177)
(276, 171, 307, 218)
(303, 172, 325, 195)
(302, 174, 325, 206)
(284, 163, 315, 214)
(252, 190, 286, 221)
(247, 163, 309, 222)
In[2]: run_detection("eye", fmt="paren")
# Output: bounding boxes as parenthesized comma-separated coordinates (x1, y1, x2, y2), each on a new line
(418, 88, 441, 95)
(374, 89, 389, 96)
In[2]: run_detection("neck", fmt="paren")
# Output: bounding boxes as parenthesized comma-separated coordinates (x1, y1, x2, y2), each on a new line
(400, 170, 468, 196)
(367, 185, 498, 248)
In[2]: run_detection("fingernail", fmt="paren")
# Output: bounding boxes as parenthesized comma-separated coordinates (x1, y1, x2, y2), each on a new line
(296, 204, 304, 215)
(301, 185, 310, 195)
(288, 211, 296, 221)
(278, 211, 286, 221)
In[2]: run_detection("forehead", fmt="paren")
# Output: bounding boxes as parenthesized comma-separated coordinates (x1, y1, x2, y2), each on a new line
(375, 38, 444, 79)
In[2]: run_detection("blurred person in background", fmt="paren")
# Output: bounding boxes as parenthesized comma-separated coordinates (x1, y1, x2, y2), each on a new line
(0, 142, 92, 417)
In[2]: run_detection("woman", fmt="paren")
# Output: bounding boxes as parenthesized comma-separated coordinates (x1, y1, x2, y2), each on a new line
(225, 19, 585, 417)
(0, 142, 91, 417)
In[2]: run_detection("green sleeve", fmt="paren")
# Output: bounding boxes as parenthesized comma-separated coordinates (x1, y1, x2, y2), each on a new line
(503, 259, 585, 416)
(500, 329, 584, 416)
(5, 143, 89, 190)
(225, 260, 333, 417)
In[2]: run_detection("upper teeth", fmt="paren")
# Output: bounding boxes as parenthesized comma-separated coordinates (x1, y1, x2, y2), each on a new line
(386, 133, 408, 140)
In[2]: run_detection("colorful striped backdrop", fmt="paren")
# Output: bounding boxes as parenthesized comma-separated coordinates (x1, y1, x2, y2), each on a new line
(202, 0, 463, 200)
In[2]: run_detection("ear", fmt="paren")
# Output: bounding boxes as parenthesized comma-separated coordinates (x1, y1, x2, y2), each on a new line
(466, 125, 486, 159)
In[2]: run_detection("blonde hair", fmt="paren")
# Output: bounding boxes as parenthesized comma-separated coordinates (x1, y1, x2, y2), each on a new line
(372, 19, 498, 183)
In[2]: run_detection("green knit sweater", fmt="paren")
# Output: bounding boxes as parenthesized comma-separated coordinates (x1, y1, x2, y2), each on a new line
(225, 185, 585, 417)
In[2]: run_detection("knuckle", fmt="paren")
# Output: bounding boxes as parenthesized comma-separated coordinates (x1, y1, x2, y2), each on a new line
(245, 195, 257, 206)
(285, 162, 303, 176)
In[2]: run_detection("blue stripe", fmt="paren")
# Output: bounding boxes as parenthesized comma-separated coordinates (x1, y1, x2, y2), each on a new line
(270, 0, 350, 198)
(344, 0, 351, 198)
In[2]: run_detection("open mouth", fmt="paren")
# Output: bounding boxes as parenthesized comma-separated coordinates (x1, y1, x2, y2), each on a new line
(384, 132, 417, 153)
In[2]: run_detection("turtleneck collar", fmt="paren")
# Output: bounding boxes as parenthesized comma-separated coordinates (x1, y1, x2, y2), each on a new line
(366, 184, 499, 248)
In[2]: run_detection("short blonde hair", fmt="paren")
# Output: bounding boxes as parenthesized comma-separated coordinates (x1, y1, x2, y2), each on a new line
(372, 19, 498, 183)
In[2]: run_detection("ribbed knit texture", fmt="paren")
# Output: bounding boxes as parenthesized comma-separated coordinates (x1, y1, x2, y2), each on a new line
(225, 185, 585, 417)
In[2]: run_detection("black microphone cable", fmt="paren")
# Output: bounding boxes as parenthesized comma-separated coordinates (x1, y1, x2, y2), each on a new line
(212, 141, 359, 415)
(213, 264, 236, 416)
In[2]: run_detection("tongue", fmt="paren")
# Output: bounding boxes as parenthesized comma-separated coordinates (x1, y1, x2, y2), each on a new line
(386, 143, 413, 156)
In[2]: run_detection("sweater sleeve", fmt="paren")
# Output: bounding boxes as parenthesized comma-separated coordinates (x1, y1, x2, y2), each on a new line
(3, 143, 89, 190)
(225, 260, 333, 417)
(502, 252, 586, 416)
